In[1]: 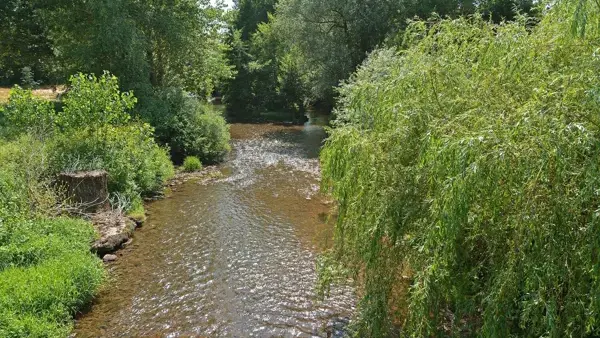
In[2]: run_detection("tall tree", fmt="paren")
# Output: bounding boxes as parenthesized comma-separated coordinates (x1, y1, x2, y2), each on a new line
(273, 0, 535, 109)
(224, 0, 278, 118)
(0, 0, 56, 85)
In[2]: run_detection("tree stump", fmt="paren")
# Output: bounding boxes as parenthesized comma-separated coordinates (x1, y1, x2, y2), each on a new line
(57, 170, 110, 214)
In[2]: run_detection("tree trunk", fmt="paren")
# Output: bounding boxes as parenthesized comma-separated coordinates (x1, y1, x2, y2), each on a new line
(57, 170, 109, 214)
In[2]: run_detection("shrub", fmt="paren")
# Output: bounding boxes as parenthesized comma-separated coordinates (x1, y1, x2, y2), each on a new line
(320, 4, 600, 337)
(140, 87, 230, 164)
(49, 123, 174, 208)
(173, 106, 231, 164)
(183, 156, 202, 172)
(59, 72, 135, 130)
(0, 87, 56, 139)
(0, 73, 175, 211)
(20, 67, 39, 89)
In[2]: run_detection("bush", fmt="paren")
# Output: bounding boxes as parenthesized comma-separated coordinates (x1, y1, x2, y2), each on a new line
(20, 67, 39, 89)
(59, 72, 135, 130)
(0, 74, 174, 211)
(0, 87, 56, 139)
(49, 123, 174, 207)
(321, 4, 600, 337)
(140, 87, 230, 164)
(183, 156, 202, 172)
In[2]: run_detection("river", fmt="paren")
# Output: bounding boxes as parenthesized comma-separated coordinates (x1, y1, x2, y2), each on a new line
(73, 120, 356, 337)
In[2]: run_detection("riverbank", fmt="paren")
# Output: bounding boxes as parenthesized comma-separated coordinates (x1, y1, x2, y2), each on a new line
(93, 165, 224, 263)
(0, 76, 175, 337)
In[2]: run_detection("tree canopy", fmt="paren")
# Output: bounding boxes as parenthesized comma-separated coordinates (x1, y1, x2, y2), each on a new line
(223, 0, 536, 118)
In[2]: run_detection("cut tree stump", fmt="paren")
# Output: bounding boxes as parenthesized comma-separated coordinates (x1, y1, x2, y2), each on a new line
(57, 170, 109, 214)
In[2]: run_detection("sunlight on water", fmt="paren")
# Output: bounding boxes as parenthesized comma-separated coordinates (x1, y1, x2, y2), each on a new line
(74, 123, 355, 337)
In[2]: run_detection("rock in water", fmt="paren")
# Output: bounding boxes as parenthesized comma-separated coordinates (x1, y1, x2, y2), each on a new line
(57, 170, 109, 214)
(92, 211, 136, 256)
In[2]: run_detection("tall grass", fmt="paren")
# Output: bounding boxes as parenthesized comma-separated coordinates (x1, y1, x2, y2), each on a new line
(320, 2, 600, 336)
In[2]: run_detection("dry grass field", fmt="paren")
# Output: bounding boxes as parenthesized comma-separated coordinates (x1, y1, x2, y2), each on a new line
(0, 86, 65, 103)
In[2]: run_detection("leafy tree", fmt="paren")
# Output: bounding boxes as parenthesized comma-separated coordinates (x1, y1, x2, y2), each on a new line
(273, 0, 535, 109)
(224, 0, 280, 119)
(0, 0, 57, 85)
(320, 3, 600, 336)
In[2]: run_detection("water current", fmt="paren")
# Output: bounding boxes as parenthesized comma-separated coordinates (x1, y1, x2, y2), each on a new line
(73, 121, 356, 337)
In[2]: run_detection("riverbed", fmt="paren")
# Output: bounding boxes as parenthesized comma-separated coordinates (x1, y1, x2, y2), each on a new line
(73, 122, 355, 337)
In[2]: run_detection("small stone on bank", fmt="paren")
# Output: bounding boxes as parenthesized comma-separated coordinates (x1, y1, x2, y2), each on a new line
(103, 254, 118, 262)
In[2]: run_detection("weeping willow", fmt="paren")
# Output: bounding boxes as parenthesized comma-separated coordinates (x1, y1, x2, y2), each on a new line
(320, 2, 600, 336)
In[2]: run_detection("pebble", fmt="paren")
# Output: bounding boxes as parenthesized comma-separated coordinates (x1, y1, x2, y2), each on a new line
(103, 254, 118, 262)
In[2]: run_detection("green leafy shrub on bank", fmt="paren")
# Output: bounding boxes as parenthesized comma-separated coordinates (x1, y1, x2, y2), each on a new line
(0, 73, 174, 210)
(321, 3, 600, 337)
(50, 124, 174, 205)
(141, 87, 230, 164)
(183, 156, 202, 172)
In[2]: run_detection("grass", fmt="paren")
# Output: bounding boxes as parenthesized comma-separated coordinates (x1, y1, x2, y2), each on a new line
(183, 156, 203, 172)
(0, 218, 105, 337)
(126, 198, 147, 224)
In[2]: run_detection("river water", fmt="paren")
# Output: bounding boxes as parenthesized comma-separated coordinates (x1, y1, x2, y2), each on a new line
(74, 121, 355, 337)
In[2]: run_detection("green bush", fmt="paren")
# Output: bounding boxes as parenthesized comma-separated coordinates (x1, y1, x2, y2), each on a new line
(183, 156, 202, 172)
(0, 73, 174, 211)
(49, 123, 174, 207)
(59, 72, 135, 130)
(0, 88, 56, 139)
(140, 87, 230, 164)
(321, 4, 600, 337)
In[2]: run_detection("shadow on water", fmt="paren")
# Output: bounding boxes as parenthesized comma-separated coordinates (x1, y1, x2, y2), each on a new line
(73, 122, 354, 337)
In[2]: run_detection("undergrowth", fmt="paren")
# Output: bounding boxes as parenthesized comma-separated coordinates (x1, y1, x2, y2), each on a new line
(0, 73, 175, 336)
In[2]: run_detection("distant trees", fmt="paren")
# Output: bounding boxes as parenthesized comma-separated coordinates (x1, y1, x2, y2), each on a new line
(0, 0, 56, 85)
(224, 0, 536, 118)
(40, 0, 232, 99)
(224, 0, 281, 119)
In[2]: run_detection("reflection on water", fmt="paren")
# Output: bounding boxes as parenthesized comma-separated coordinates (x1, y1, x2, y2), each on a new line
(74, 121, 355, 337)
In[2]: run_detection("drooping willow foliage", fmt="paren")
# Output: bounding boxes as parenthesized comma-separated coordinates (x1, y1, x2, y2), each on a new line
(320, 2, 600, 337)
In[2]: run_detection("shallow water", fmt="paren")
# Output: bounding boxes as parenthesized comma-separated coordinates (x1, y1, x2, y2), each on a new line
(73, 121, 355, 337)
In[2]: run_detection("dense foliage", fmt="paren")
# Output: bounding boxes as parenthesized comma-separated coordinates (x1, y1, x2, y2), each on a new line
(141, 87, 231, 164)
(0, 0, 233, 161)
(0, 74, 175, 336)
(320, 2, 600, 336)
(225, 0, 535, 118)
(1, 73, 174, 207)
